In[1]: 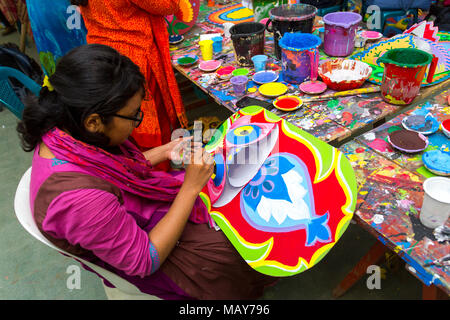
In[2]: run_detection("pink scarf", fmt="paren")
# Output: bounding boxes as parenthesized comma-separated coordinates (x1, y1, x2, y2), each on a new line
(41, 127, 211, 225)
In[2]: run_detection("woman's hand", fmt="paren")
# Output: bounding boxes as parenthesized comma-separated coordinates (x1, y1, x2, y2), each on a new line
(182, 145, 214, 195)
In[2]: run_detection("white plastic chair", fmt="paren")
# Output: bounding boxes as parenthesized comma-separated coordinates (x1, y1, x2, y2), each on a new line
(14, 167, 161, 300)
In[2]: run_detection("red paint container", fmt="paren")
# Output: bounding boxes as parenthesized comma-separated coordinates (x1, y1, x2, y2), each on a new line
(378, 48, 438, 105)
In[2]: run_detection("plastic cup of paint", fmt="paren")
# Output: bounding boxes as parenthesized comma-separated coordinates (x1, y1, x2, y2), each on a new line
(199, 39, 214, 61)
(230, 75, 248, 96)
(212, 36, 224, 54)
(419, 177, 450, 229)
(251, 54, 268, 72)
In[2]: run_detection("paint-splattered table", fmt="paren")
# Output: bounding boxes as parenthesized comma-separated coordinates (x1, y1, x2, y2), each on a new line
(171, 1, 450, 146)
(337, 89, 450, 299)
(170, 1, 450, 298)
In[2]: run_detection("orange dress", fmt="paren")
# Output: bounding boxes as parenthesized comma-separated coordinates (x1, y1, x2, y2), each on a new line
(80, 0, 188, 150)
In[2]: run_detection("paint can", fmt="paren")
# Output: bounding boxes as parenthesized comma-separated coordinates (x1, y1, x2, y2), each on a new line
(323, 12, 362, 57)
(279, 32, 322, 84)
(230, 22, 265, 67)
(419, 177, 450, 229)
(265, 4, 317, 60)
(378, 48, 438, 105)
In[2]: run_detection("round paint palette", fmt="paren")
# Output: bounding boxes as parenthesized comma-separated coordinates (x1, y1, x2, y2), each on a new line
(387, 129, 428, 153)
(259, 82, 288, 98)
(422, 150, 450, 176)
(252, 71, 278, 85)
(401, 114, 440, 135)
(199, 60, 222, 72)
(177, 54, 199, 67)
(359, 30, 383, 41)
(169, 34, 184, 45)
(273, 95, 303, 112)
(299, 80, 327, 95)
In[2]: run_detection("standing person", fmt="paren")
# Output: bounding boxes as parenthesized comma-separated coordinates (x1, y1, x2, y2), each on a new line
(70, 0, 189, 162)
(0, 0, 21, 35)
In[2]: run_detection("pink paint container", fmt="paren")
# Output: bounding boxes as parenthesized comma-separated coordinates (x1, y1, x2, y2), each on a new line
(323, 12, 362, 57)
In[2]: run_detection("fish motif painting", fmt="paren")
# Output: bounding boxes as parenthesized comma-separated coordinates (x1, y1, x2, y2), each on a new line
(199, 106, 357, 277)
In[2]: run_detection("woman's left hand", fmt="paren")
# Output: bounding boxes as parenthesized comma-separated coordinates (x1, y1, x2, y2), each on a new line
(167, 136, 203, 165)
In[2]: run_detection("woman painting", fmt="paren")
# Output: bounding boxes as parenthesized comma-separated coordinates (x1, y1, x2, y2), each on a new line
(17, 44, 277, 299)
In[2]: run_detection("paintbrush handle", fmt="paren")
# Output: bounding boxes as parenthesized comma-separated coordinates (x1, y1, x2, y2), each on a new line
(302, 86, 381, 103)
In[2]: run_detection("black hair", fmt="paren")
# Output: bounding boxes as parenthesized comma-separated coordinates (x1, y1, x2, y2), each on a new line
(17, 43, 145, 152)
(70, 0, 88, 6)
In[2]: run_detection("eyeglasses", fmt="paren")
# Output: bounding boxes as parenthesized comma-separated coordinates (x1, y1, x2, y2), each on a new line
(113, 109, 144, 128)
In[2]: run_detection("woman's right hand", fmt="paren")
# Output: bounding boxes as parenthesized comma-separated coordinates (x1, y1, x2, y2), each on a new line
(182, 146, 214, 195)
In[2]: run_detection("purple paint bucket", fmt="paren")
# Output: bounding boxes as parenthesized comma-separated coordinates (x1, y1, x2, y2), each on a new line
(323, 12, 362, 57)
(279, 32, 322, 84)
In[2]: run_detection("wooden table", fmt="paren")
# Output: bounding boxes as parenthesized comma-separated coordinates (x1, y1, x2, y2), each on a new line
(169, 1, 450, 299)
(338, 88, 450, 299)
(170, 1, 449, 147)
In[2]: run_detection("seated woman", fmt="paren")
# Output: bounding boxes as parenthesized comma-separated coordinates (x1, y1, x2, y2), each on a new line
(17, 44, 277, 300)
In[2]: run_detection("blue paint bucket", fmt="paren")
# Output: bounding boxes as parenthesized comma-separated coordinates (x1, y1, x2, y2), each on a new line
(279, 32, 322, 84)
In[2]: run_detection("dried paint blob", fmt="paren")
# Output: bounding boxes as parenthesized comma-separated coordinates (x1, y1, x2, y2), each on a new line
(388, 129, 428, 153)
(422, 150, 450, 176)
(258, 82, 288, 97)
(273, 95, 303, 111)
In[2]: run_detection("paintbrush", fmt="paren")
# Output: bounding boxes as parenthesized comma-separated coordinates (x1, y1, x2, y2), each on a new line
(301, 86, 381, 103)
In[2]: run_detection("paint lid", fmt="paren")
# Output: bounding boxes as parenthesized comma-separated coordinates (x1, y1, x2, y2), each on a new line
(387, 129, 428, 153)
(273, 95, 303, 111)
(279, 32, 322, 52)
(422, 151, 450, 177)
(232, 68, 249, 76)
(177, 54, 199, 66)
(252, 71, 278, 85)
(259, 82, 288, 97)
(401, 114, 440, 135)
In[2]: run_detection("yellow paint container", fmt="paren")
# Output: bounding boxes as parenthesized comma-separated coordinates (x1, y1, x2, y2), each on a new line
(199, 39, 213, 61)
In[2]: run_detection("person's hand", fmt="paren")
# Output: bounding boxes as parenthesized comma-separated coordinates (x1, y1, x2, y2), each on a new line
(168, 136, 203, 166)
(182, 146, 214, 195)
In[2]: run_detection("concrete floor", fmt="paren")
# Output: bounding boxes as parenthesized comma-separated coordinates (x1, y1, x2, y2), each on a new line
(0, 30, 423, 300)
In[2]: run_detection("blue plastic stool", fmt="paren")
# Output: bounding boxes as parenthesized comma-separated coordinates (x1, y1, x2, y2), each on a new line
(0, 67, 41, 119)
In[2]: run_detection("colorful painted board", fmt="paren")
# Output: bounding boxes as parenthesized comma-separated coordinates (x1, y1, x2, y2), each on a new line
(351, 34, 450, 87)
(207, 3, 254, 27)
(165, 0, 200, 35)
(199, 106, 357, 276)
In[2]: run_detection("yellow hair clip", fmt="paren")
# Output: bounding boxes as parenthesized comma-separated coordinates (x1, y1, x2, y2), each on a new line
(43, 75, 54, 92)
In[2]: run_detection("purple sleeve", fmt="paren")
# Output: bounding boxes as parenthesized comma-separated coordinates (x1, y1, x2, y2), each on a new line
(42, 189, 160, 277)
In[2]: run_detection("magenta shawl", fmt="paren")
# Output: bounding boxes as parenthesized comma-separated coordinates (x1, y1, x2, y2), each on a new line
(41, 127, 211, 225)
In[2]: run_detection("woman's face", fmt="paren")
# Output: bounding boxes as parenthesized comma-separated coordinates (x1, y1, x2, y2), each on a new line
(102, 90, 144, 146)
